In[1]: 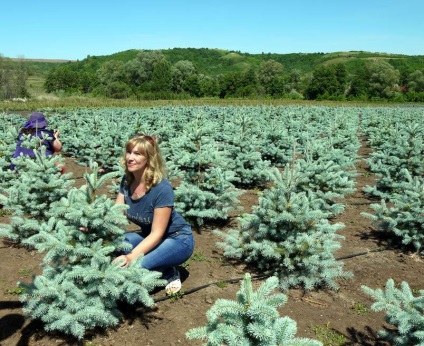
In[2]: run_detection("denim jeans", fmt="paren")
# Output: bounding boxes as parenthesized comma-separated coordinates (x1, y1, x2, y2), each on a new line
(122, 230, 194, 278)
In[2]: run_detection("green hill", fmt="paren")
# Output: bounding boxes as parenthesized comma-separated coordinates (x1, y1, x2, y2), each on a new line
(3, 48, 424, 103)
(100, 48, 424, 75)
(15, 48, 424, 79)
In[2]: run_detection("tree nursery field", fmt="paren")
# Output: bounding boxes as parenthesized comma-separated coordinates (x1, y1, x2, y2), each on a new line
(0, 105, 423, 345)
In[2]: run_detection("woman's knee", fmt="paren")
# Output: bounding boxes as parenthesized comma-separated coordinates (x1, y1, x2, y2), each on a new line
(142, 234, 194, 270)
(123, 232, 144, 248)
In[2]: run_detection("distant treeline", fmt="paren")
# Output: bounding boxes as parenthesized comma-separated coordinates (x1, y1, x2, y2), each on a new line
(2, 48, 424, 102)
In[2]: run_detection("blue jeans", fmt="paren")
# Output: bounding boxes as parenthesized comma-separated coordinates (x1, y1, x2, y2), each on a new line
(122, 230, 194, 278)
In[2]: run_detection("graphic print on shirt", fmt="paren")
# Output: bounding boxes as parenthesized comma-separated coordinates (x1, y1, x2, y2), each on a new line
(125, 211, 152, 225)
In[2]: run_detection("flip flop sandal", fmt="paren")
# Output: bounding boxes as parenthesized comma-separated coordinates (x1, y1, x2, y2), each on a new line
(165, 268, 181, 295)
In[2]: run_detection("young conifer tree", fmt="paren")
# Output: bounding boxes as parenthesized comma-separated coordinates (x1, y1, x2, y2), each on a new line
(175, 166, 242, 229)
(18, 163, 165, 340)
(50, 110, 130, 171)
(169, 113, 241, 229)
(0, 125, 19, 190)
(302, 136, 358, 177)
(290, 136, 358, 217)
(0, 146, 73, 242)
(260, 120, 294, 168)
(166, 112, 219, 179)
(362, 169, 424, 253)
(295, 157, 356, 216)
(362, 279, 424, 346)
(219, 112, 273, 188)
(364, 122, 424, 198)
(186, 273, 323, 346)
(215, 167, 351, 291)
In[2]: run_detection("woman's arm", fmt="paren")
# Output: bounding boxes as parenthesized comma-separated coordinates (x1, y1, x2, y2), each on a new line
(52, 130, 62, 152)
(115, 192, 125, 205)
(114, 207, 172, 266)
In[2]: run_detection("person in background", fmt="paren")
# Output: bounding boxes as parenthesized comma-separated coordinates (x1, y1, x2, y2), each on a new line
(113, 134, 194, 295)
(11, 112, 62, 170)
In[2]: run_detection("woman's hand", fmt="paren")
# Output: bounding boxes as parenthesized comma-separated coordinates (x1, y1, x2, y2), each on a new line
(112, 254, 133, 268)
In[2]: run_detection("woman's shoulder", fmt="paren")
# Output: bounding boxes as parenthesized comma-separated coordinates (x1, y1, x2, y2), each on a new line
(154, 178, 172, 189)
(151, 178, 174, 193)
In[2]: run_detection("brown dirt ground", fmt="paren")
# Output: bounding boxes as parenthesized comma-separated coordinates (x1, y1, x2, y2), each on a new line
(1, 135, 424, 346)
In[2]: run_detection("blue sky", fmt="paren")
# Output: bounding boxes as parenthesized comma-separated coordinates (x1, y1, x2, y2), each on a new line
(1, 0, 423, 60)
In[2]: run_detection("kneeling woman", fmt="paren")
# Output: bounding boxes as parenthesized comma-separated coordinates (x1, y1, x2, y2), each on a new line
(113, 134, 194, 294)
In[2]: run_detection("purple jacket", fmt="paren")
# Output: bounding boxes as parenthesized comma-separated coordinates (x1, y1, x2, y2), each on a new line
(11, 129, 55, 169)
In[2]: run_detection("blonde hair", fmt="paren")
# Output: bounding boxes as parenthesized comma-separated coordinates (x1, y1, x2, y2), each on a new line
(121, 135, 167, 192)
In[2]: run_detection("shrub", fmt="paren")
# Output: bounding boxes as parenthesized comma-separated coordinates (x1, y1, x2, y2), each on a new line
(186, 273, 322, 346)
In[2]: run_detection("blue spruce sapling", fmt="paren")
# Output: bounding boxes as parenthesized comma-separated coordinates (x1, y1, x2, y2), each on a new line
(170, 113, 241, 229)
(260, 120, 295, 168)
(362, 279, 424, 346)
(363, 122, 424, 198)
(219, 112, 273, 188)
(0, 123, 19, 190)
(295, 157, 356, 217)
(175, 166, 242, 229)
(215, 168, 351, 291)
(186, 273, 323, 346)
(0, 146, 73, 242)
(18, 163, 165, 340)
(361, 169, 424, 254)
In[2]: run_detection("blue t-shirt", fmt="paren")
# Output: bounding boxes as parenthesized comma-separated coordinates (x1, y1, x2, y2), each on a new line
(119, 177, 192, 236)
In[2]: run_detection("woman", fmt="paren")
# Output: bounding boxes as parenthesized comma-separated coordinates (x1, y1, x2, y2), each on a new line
(113, 134, 194, 295)
(11, 112, 62, 170)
